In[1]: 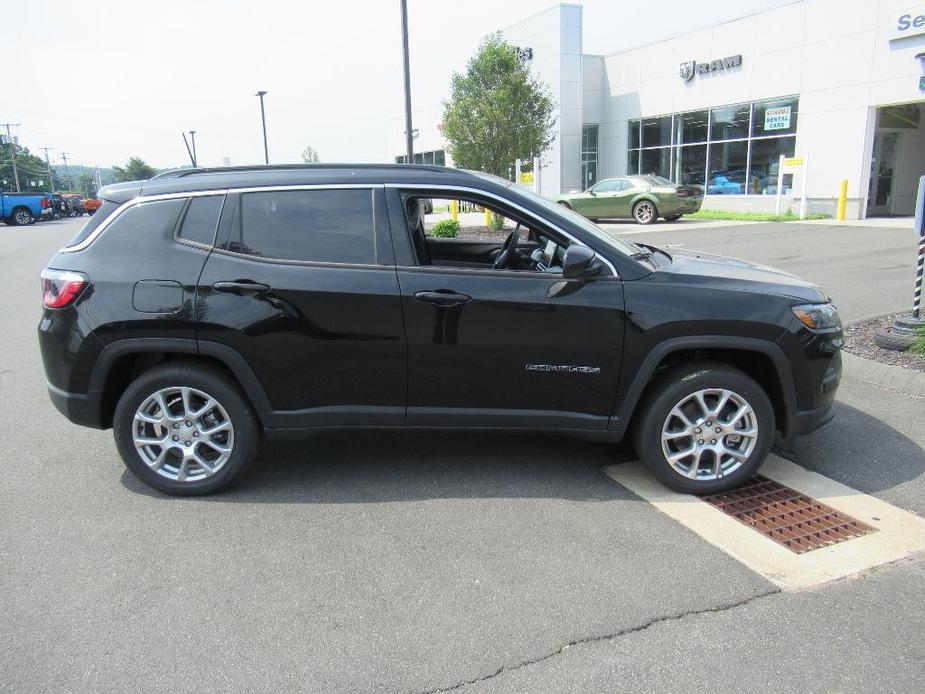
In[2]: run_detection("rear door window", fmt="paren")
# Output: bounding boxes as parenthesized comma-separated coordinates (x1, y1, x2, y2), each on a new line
(229, 189, 377, 264)
(177, 195, 224, 247)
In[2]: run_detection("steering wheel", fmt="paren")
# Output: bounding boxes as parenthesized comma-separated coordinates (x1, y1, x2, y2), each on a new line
(492, 227, 522, 270)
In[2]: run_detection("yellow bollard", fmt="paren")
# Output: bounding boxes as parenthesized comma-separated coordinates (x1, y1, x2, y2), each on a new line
(837, 179, 848, 221)
(451, 199, 458, 223)
(484, 206, 491, 227)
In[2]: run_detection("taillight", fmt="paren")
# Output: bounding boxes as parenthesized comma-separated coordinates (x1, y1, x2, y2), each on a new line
(41, 198, 50, 209)
(41, 269, 88, 308)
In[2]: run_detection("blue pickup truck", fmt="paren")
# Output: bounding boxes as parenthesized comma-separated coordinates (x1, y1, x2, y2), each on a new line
(1, 191, 52, 225)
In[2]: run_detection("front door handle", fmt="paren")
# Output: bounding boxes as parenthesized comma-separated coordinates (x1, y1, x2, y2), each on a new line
(212, 280, 271, 294)
(413, 290, 471, 306)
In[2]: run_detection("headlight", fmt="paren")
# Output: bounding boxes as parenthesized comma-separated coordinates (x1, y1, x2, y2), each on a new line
(791, 303, 841, 331)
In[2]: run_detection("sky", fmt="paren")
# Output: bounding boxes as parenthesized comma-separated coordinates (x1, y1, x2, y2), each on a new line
(2, 0, 795, 171)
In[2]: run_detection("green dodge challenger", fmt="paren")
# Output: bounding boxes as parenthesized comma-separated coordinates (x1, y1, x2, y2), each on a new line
(556, 175, 703, 225)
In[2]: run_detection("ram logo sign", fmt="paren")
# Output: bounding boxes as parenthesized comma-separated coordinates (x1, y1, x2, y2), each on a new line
(680, 54, 743, 82)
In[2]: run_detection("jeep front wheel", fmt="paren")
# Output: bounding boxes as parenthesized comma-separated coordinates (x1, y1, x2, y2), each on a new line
(113, 363, 259, 495)
(633, 363, 774, 494)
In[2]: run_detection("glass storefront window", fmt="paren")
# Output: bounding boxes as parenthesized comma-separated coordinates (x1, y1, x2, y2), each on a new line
(752, 97, 798, 137)
(710, 103, 751, 141)
(676, 144, 707, 186)
(749, 136, 796, 194)
(642, 116, 672, 148)
(628, 149, 639, 175)
(582, 125, 599, 189)
(708, 141, 749, 194)
(628, 120, 641, 149)
(641, 147, 671, 179)
(675, 110, 709, 144)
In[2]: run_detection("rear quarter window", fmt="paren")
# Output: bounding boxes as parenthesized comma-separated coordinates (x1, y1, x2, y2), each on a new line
(228, 189, 377, 264)
(81, 198, 186, 253)
(177, 195, 224, 247)
(65, 200, 121, 248)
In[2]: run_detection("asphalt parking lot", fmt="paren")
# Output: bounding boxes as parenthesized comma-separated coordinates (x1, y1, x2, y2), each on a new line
(2, 217, 923, 693)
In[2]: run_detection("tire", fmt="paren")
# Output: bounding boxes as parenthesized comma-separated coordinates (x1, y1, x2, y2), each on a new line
(632, 362, 775, 494)
(11, 207, 32, 226)
(664, 214, 683, 222)
(873, 327, 913, 351)
(113, 363, 260, 495)
(632, 200, 657, 225)
(87, 209, 96, 216)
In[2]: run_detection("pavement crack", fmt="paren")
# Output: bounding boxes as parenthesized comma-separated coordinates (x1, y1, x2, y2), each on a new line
(411, 589, 779, 694)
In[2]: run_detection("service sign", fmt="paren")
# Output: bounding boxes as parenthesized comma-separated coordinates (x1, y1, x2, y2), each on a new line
(765, 106, 791, 131)
(889, 5, 925, 41)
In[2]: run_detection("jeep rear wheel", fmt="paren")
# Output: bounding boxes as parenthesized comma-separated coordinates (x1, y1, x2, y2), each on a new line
(633, 363, 774, 494)
(113, 363, 259, 495)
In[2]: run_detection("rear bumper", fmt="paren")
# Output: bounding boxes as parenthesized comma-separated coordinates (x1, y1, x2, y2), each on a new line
(47, 382, 105, 429)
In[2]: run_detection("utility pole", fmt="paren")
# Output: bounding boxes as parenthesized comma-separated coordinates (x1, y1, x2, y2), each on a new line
(95, 163, 102, 191)
(255, 91, 269, 164)
(1, 122, 22, 191)
(189, 131, 198, 167)
(399, 0, 414, 164)
(40, 147, 55, 193)
(61, 152, 73, 190)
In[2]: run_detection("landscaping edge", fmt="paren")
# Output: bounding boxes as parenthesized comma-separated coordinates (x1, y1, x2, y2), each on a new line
(841, 351, 925, 399)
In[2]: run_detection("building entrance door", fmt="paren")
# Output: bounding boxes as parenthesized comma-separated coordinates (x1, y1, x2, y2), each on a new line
(867, 131, 899, 217)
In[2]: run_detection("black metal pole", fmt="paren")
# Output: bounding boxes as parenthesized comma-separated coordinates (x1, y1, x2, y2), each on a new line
(256, 91, 269, 164)
(400, 0, 414, 164)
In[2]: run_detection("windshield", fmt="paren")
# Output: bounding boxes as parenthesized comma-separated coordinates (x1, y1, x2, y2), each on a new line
(501, 183, 642, 257)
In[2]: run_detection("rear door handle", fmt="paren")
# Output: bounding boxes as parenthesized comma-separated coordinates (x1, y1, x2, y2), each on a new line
(413, 290, 471, 306)
(212, 280, 271, 294)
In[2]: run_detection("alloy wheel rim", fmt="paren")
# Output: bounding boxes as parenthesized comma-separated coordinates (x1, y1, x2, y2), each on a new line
(635, 203, 653, 222)
(660, 388, 757, 482)
(16, 210, 29, 224)
(132, 386, 234, 482)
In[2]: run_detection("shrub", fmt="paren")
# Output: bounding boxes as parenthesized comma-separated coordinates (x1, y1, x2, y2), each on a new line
(489, 211, 506, 231)
(431, 219, 460, 238)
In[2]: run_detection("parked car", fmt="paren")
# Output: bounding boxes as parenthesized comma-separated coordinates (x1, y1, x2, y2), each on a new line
(556, 175, 703, 224)
(1, 191, 52, 225)
(83, 197, 102, 215)
(39, 164, 841, 496)
(49, 193, 67, 219)
(62, 194, 86, 216)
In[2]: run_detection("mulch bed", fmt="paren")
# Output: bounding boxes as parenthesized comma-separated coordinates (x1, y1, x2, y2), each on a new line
(843, 312, 925, 373)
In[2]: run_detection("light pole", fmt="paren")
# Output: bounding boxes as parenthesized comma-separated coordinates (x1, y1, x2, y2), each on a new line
(399, 0, 414, 164)
(189, 130, 197, 167)
(255, 90, 269, 164)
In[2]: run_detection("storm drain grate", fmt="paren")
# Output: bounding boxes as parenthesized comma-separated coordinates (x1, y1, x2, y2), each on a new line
(702, 476, 876, 554)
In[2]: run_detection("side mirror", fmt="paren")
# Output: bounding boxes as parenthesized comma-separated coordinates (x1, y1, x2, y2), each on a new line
(588, 189, 596, 196)
(563, 245, 602, 280)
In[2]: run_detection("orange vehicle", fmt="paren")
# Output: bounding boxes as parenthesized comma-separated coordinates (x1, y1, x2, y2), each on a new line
(83, 198, 102, 215)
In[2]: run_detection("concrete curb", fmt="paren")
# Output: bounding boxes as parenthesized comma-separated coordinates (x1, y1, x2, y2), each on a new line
(841, 351, 925, 399)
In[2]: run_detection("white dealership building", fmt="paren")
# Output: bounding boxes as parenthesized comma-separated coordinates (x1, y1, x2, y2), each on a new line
(393, 0, 925, 218)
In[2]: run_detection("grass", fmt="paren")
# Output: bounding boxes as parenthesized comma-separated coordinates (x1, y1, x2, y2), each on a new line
(913, 323, 925, 355)
(687, 209, 831, 222)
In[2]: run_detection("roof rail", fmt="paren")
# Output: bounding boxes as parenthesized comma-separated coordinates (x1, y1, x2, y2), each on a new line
(151, 163, 451, 179)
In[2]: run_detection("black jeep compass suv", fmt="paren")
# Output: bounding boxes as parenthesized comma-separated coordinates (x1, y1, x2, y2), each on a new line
(39, 164, 842, 495)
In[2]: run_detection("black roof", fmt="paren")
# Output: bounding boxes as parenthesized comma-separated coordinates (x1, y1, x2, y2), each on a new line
(99, 164, 500, 204)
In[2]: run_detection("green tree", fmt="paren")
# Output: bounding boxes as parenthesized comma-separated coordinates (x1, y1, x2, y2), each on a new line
(442, 34, 556, 178)
(77, 171, 96, 197)
(112, 157, 156, 182)
(0, 142, 63, 192)
(301, 145, 320, 164)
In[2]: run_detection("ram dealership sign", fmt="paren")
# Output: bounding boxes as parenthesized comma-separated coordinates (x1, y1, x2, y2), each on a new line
(680, 54, 742, 82)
